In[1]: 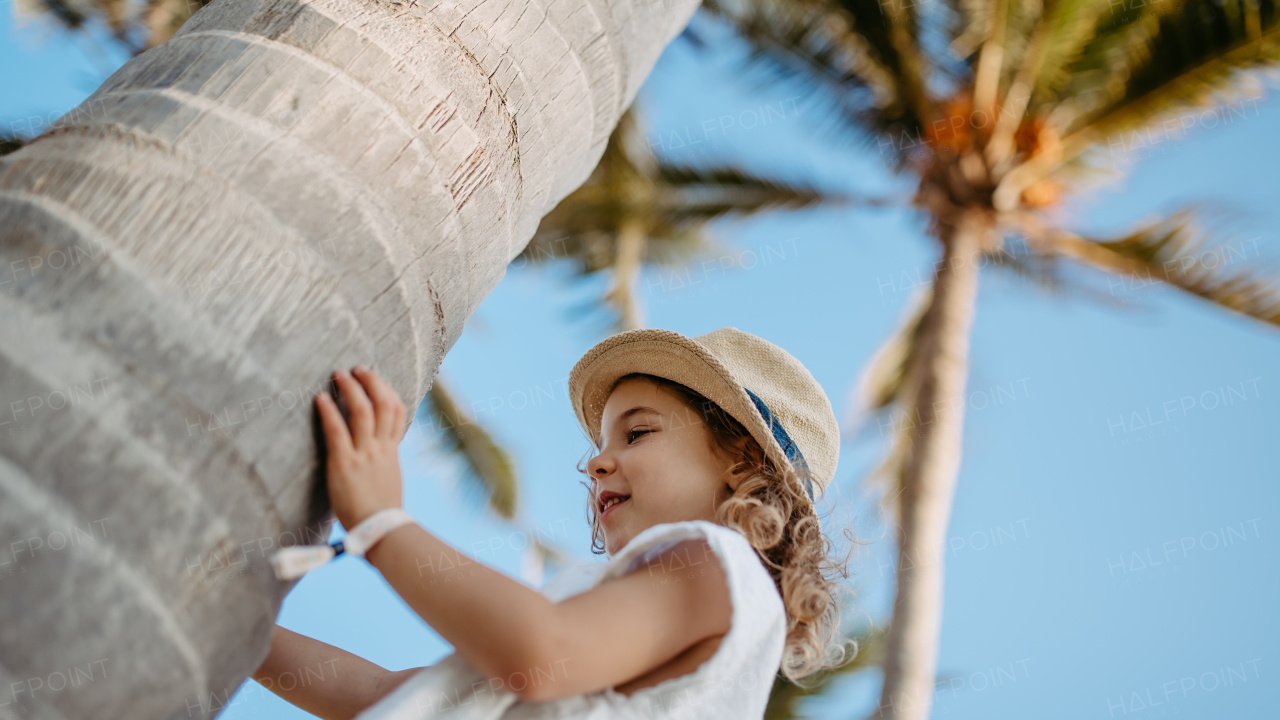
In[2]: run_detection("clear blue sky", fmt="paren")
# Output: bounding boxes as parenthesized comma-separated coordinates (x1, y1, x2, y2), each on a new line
(4, 9, 1278, 719)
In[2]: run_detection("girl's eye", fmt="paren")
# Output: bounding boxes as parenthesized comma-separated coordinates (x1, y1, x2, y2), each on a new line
(627, 428, 651, 444)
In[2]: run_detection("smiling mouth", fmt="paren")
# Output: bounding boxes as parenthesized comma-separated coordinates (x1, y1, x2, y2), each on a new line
(601, 496, 629, 519)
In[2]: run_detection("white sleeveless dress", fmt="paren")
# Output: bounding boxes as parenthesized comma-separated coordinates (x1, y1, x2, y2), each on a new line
(355, 519, 787, 720)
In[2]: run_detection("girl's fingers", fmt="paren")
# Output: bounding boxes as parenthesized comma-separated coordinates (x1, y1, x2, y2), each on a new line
(353, 366, 406, 440)
(315, 392, 354, 457)
(334, 370, 375, 445)
(394, 403, 408, 441)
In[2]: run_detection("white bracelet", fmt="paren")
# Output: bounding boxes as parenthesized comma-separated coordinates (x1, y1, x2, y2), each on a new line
(269, 508, 416, 581)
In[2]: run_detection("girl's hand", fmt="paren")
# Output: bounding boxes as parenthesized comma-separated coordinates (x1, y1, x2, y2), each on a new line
(316, 366, 408, 530)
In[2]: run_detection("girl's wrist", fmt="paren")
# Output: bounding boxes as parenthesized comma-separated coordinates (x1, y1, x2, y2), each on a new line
(342, 503, 402, 530)
(362, 521, 417, 569)
(342, 508, 416, 555)
(269, 508, 416, 580)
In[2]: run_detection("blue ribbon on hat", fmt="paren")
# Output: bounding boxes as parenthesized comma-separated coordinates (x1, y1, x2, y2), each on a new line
(743, 387, 814, 502)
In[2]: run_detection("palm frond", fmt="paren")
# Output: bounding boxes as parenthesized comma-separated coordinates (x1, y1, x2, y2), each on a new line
(1, 132, 31, 157)
(524, 148, 859, 271)
(992, 0, 1276, 208)
(984, 232, 1143, 308)
(1030, 0, 1132, 103)
(421, 378, 519, 520)
(998, 0, 1052, 87)
(945, 0, 986, 58)
(144, 0, 213, 47)
(848, 286, 933, 519)
(971, 0, 1012, 129)
(655, 163, 856, 224)
(1030, 204, 1280, 327)
(857, 285, 934, 415)
(517, 106, 853, 329)
(601, 219, 648, 331)
(519, 535, 576, 587)
(701, 0, 933, 171)
(18, 0, 88, 30)
(1055, 0, 1280, 159)
(981, 0, 1086, 170)
(16, 0, 146, 53)
(982, 237, 1068, 293)
(764, 626, 885, 720)
(531, 537, 572, 568)
(16, 0, 214, 51)
(855, 0, 935, 135)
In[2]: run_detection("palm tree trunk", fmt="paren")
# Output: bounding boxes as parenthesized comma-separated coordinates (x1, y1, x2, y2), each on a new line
(0, 0, 697, 716)
(877, 206, 989, 720)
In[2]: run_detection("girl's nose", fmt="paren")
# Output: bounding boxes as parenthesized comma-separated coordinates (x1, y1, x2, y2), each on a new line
(588, 451, 614, 478)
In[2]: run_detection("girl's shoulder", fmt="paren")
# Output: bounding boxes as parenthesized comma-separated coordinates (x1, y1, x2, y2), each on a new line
(540, 520, 783, 627)
(611, 520, 764, 580)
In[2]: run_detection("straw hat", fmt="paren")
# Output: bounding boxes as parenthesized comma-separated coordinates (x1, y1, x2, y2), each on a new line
(568, 327, 840, 509)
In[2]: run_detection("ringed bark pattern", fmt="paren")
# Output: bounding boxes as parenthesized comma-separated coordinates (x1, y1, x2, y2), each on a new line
(0, 0, 698, 716)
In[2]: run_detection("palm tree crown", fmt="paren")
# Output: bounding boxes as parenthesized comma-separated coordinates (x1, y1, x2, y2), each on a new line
(698, 0, 1280, 716)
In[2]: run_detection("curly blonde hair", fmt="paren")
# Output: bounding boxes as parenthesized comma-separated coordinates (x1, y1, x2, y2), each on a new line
(579, 373, 856, 685)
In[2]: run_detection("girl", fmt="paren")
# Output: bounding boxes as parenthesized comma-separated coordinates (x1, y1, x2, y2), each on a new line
(253, 327, 853, 719)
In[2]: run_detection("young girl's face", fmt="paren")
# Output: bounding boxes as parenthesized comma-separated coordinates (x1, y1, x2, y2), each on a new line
(588, 377, 743, 555)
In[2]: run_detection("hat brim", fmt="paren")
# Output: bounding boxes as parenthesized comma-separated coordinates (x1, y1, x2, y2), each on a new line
(568, 329, 815, 509)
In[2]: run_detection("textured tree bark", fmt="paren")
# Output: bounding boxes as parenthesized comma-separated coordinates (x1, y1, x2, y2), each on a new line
(876, 207, 988, 720)
(0, 0, 697, 716)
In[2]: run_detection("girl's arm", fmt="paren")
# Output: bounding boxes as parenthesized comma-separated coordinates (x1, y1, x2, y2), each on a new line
(366, 525, 730, 702)
(320, 368, 733, 704)
(252, 625, 423, 719)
